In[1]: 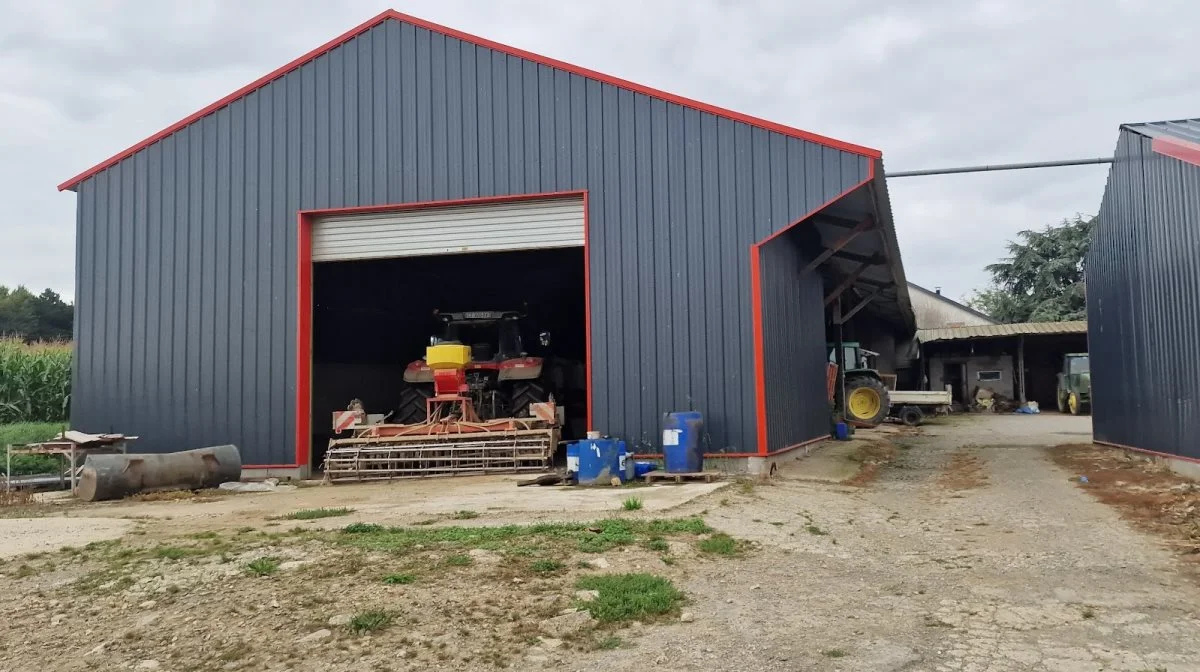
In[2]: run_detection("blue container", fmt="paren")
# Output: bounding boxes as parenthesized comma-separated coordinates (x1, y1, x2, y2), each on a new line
(575, 438, 624, 485)
(834, 422, 850, 440)
(634, 461, 658, 478)
(662, 411, 704, 473)
(566, 443, 579, 474)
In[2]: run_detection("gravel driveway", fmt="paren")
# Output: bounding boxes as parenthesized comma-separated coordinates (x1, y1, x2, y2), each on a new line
(573, 413, 1200, 672)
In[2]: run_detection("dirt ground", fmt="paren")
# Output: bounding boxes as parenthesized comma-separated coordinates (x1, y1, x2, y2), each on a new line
(4, 413, 1200, 671)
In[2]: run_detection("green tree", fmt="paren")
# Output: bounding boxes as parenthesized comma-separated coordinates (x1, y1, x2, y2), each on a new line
(0, 286, 73, 341)
(967, 215, 1094, 323)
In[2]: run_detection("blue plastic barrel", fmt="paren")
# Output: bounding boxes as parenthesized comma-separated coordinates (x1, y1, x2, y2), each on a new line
(575, 438, 624, 485)
(834, 422, 850, 440)
(662, 411, 704, 473)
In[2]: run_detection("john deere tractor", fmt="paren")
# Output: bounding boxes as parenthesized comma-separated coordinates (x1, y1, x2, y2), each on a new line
(1056, 353, 1091, 415)
(829, 342, 891, 426)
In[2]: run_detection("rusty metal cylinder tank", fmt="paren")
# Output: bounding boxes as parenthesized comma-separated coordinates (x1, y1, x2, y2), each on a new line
(75, 445, 242, 502)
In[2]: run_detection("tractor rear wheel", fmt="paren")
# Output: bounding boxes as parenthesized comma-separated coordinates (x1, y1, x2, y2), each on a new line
(509, 379, 549, 420)
(396, 384, 432, 424)
(845, 376, 889, 426)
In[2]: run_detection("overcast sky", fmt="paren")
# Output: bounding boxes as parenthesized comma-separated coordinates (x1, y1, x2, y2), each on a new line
(3, 0, 1198, 304)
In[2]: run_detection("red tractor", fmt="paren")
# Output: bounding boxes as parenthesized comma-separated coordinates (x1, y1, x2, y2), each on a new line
(398, 311, 560, 424)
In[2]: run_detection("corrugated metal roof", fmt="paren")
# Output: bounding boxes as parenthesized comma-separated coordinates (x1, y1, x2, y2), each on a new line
(917, 320, 1087, 343)
(1122, 118, 1200, 144)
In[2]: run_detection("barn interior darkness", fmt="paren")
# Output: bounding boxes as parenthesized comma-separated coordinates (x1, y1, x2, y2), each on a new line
(310, 247, 587, 468)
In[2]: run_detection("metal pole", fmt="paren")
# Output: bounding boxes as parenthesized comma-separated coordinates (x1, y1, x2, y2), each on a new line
(886, 157, 1113, 178)
(5, 444, 10, 494)
(1017, 335, 1026, 404)
(833, 298, 846, 420)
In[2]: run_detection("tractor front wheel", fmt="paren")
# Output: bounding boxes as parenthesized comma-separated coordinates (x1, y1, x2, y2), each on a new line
(845, 376, 890, 426)
(1068, 392, 1083, 416)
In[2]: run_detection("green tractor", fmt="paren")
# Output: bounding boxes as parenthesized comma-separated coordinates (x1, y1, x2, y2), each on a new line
(1056, 353, 1091, 415)
(828, 342, 890, 426)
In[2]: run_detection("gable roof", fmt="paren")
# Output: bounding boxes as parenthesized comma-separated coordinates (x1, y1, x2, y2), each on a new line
(59, 9, 882, 192)
(1123, 118, 1200, 143)
(1122, 117, 1200, 167)
(907, 282, 996, 324)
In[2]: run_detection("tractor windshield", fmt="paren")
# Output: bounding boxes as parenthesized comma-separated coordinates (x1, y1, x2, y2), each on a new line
(443, 320, 524, 360)
(1069, 356, 1090, 374)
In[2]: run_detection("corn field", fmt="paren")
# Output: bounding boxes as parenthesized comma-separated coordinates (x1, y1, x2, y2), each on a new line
(0, 338, 71, 424)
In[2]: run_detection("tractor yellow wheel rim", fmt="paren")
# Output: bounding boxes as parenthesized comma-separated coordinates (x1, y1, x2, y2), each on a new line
(848, 388, 881, 420)
(1068, 393, 1079, 414)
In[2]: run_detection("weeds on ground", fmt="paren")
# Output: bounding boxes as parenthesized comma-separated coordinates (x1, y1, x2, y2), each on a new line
(697, 533, 741, 556)
(822, 648, 847, 658)
(575, 573, 683, 622)
(530, 559, 565, 574)
(452, 510, 480, 520)
(348, 610, 394, 634)
(336, 517, 710, 556)
(622, 496, 643, 511)
(382, 573, 416, 585)
(154, 546, 201, 560)
(644, 537, 669, 552)
(445, 554, 473, 567)
(805, 524, 828, 536)
(245, 557, 281, 576)
(595, 635, 624, 650)
(1081, 606, 1096, 619)
(283, 507, 354, 521)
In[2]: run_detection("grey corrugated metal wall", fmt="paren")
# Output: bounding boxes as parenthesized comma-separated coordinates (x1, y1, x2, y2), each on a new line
(1090, 129, 1200, 459)
(760, 229, 830, 451)
(70, 16, 870, 464)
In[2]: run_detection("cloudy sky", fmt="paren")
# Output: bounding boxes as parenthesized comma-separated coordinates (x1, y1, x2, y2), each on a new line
(3, 0, 1198, 304)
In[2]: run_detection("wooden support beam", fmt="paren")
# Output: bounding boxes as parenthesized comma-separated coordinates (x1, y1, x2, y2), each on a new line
(836, 289, 880, 325)
(824, 261, 871, 306)
(802, 217, 874, 274)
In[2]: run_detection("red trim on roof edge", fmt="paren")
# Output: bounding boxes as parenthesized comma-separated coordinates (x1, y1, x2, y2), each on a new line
(58, 9, 881, 191)
(1152, 136, 1200, 167)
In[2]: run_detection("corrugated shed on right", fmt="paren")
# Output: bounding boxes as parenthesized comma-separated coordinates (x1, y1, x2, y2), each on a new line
(1089, 119, 1200, 460)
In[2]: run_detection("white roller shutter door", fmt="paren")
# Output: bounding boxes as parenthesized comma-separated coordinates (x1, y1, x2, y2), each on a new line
(311, 196, 585, 262)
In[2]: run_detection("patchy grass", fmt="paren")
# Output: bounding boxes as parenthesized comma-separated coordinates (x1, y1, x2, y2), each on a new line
(644, 537, 669, 553)
(452, 510, 480, 520)
(822, 648, 848, 658)
(343, 522, 383, 534)
(576, 573, 683, 622)
(445, 554, 473, 567)
(805, 524, 828, 536)
(1082, 606, 1096, 619)
(245, 557, 281, 576)
(698, 533, 741, 556)
(153, 546, 201, 560)
(622, 496, 643, 511)
(530, 559, 565, 574)
(382, 573, 416, 585)
(348, 610, 394, 634)
(283, 507, 354, 521)
(595, 635, 624, 650)
(336, 517, 710, 557)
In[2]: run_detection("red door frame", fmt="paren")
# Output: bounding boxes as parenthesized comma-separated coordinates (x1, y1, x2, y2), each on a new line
(289, 190, 591, 470)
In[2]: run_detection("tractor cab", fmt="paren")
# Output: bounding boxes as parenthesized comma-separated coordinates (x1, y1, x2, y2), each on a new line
(1056, 353, 1091, 415)
(432, 311, 528, 361)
